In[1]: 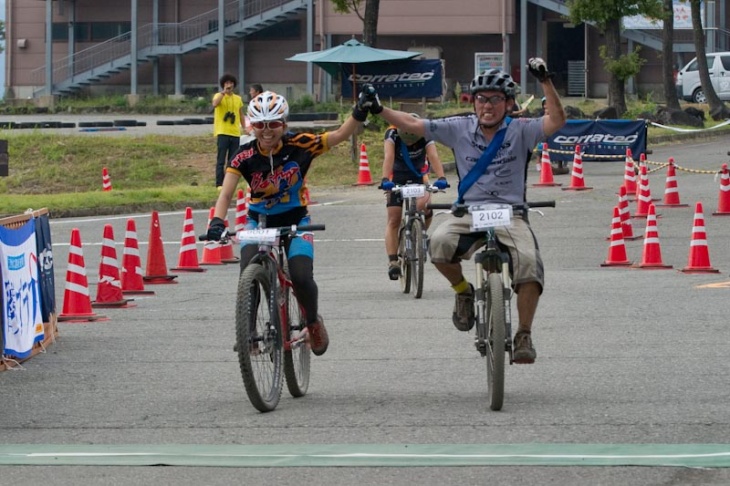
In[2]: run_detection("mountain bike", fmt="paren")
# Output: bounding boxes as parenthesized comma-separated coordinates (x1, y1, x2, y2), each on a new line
(201, 218, 325, 413)
(429, 200, 554, 411)
(389, 183, 445, 299)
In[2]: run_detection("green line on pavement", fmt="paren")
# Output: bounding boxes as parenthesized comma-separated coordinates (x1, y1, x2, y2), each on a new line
(1, 444, 730, 467)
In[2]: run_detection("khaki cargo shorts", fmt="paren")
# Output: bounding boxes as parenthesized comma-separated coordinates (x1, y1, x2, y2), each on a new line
(429, 213, 544, 292)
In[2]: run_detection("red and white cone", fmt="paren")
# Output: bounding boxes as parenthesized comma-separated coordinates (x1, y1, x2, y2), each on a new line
(143, 210, 179, 284)
(102, 167, 112, 192)
(656, 157, 688, 208)
(623, 148, 637, 196)
(533, 143, 561, 187)
(235, 188, 249, 233)
(601, 206, 632, 267)
(171, 206, 206, 272)
(354, 143, 376, 186)
(680, 202, 720, 273)
(632, 165, 660, 218)
(633, 204, 672, 269)
(712, 163, 730, 216)
(563, 144, 592, 191)
(200, 207, 224, 265)
(92, 224, 133, 308)
(618, 185, 641, 240)
(121, 218, 155, 295)
(58, 229, 109, 322)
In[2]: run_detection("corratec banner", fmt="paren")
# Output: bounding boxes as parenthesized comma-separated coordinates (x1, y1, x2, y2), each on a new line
(547, 120, 648, 162)
(341, 59, 443, 99)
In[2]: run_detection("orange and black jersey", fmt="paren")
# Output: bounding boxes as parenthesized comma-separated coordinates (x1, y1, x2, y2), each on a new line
(227, 131, 329, 217)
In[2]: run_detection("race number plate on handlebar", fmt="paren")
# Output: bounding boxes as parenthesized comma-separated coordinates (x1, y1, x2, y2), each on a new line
(469, 204, 513, 231)
(237, 228, 279, 244)
(401, 185, 426, 198)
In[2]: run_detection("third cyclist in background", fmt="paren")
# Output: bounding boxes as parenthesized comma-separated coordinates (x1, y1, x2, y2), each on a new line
(362, 58, 566, 364)
(380, 113, 448, 280)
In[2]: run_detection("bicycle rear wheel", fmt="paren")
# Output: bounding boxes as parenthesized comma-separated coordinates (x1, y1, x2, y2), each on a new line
(283, 285, 310, 397)
(398, 224, 411, 294)
(410, 218, 426, 299)
(486, 272, 506, 411)
(235, 262, 283, 412)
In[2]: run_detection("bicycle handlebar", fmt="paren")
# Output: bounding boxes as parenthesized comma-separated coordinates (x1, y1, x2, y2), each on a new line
(382, 183, 448, 194)
(198, 223, 326, 242)
(427, 201, 556, 212)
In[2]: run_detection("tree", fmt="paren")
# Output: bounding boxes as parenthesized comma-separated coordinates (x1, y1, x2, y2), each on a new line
(661, 0, 680, 109)
(330, 0, 380, 46)
(689, 0, 730, 120)
(568, 0, 663, 117)
(0, 20, 5, 54)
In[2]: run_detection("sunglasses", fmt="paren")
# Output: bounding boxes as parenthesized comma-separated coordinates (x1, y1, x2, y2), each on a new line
(251, 120, 285, 130)
(474, 94, 506, 105)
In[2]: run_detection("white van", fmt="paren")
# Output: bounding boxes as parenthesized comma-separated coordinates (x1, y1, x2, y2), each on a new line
(675, 52, 730, 103)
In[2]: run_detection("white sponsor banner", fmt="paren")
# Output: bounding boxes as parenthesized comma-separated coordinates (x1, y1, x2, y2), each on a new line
(623, 2, 698, 30)
(0, 218, 44, 359)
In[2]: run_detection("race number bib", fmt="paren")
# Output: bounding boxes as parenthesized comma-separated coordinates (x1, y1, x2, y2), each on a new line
(237, 228, 278, 244)
(469, 204, 513, 231)
(401, 184, 426, 198)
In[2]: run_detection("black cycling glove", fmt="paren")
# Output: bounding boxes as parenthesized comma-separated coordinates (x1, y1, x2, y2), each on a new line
(527, 57, 555, 83)
(206, 217, 226, 241)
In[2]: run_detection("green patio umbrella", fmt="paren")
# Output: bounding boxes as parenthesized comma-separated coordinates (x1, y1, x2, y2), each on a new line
(287, 38, 421, 78)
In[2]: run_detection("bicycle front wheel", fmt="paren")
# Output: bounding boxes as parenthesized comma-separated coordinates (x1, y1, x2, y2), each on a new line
(235, 262, 284, 413)
(283, 285, 310, 398)
(410, 218, 426, 299)
(398, 224, 411, 294)
(486, 272, 506, 411)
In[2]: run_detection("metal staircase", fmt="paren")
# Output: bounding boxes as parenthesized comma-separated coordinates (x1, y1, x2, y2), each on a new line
(31, 0, 308, 96)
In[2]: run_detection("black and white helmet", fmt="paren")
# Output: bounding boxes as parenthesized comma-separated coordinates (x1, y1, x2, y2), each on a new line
(469, 69, 516, 98)
(247, 91, 289, 122)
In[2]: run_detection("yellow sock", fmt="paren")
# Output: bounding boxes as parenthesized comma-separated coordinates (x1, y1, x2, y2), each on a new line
(452, 278, 470, 294)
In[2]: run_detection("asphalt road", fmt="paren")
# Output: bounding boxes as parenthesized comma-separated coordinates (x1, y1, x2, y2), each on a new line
(1, 138, 730, 484)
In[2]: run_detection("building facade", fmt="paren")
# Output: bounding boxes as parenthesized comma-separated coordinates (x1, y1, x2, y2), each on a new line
(3, 0, 727, 104)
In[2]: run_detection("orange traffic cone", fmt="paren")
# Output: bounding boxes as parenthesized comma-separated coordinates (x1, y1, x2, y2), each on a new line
(656, 157, 688, 208)
(102, 167, 112, 192)
(235, 188, 249, 233)
(220, 218, 240, 264)
(623, 148, 637, 196)
(354, 143, 376, 186)
(121, 218, 155, 295)
(680, 202, 720, 274)
(200, 207, 224, 266)
(58, 229, 109, 322)
(563, 144, 592, 191)
(618, 185, 641, 240)
(632, 165, 659, 218)
(633, 204, 672, 269)
(712, 163, 730, 216)
(533, 143, 561, 187)
(171, 207, 206, 272)
(92, 224, 133, 308)
(143, 210, 179, 284)
(601, 206, 632, 267)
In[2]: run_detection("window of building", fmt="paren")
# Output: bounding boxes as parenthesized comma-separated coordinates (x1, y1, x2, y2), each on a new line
(52, 22, 131, 42)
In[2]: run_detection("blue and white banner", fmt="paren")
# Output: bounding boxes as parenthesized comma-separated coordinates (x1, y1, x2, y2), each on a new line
(341, 59, 443, 99)
(0, 218, 44, 359)
(548, 120, 648, 162)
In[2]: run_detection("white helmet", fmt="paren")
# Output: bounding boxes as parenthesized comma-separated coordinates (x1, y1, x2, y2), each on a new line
(247, 91, 289, 122)
(469, 69, 516, 98)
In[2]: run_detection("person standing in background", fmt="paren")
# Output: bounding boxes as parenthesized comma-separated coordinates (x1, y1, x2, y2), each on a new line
(212, 73, 245, 191)
(248, 84, 264, 102)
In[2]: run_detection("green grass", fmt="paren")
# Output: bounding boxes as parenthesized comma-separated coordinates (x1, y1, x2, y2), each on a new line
(1, 99, 727, 218)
